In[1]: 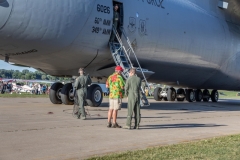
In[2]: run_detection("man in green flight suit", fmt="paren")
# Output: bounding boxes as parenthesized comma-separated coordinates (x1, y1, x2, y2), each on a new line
(123, 68, 141, 129)
(110, 4, 119, 42)
(74, 68, 92, 120)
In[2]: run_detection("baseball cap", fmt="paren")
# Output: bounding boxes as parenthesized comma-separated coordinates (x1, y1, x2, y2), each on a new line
(115, 66, 123, 71)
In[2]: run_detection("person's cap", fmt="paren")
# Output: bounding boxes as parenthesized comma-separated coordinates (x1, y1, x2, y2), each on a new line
(115, 66, 123, 71)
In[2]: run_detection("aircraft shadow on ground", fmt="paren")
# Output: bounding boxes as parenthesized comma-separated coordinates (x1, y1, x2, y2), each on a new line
(144, 100, 240, 112)
(139, 123, 226, 130)
(99, 99, 240, 112)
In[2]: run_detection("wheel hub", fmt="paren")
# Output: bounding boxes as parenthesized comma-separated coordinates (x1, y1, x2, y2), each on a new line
(94, 90, 101, 102)
(57, 88, 62, 100)
(68, 89, 74, 101)
(190, 91, 194, 101)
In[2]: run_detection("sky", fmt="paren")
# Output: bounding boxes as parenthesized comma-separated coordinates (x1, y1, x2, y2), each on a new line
(0, 60, 36, 72)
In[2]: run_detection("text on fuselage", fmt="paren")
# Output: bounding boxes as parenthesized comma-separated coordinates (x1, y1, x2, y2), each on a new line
(138, 0, 165, 9)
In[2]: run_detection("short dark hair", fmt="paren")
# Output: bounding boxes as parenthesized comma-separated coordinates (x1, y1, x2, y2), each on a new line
(130, 68, 136, 74)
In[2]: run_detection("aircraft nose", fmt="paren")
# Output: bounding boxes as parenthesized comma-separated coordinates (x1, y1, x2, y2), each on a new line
(0, 0, 13, 30)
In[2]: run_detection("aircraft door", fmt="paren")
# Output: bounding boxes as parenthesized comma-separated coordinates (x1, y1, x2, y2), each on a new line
(110, 1, 123, 41)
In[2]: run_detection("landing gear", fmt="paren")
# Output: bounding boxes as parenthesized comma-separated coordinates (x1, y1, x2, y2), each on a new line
(176, 88, 185, 101)
(211, 90, 219, 102)
(49, 82, 103, 106)
(61, 83, 74, 105)
(195, 89, 203, 102)
(49, 82, 64, 104)
(154, 87, 176, 101)
(153, 87, 219, 103)
(185, 89, 195, 102)
(202, 89, 210, 102)
(86, 84, 103, 107)
(167, 88, 176, 101)
(153, 87, 163, 101)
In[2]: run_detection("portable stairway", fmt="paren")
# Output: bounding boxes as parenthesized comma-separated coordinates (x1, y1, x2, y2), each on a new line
(109, 26, 154, 106)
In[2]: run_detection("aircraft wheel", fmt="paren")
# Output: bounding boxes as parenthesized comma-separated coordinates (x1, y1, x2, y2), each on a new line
(163, 97, 168, 101)
(61, 83, 74, 105)
(154, 87, 163, 101)
(177, 88, 185, 101)
(167, 88, 176, 101)
(49, 82, 64, 104)
(203, 89, 210, 102)
(86, 85, 103, 107)
(195, 89, 203, 102)
(185, 89, 195, 102)
(211, 90, 219, 102)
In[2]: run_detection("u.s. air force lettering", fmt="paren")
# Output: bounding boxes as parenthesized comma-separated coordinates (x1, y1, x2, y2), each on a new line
(137, 0, 165, 9)
(128, 17, 136, 33)
(138, 19, 147, 36)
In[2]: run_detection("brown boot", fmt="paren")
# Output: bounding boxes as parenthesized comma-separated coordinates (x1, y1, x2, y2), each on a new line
(107, 122, 112, 128)
(112, 123, 122, 128)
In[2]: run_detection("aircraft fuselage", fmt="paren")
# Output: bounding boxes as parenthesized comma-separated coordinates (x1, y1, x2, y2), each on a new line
(0, 0, 240, 90)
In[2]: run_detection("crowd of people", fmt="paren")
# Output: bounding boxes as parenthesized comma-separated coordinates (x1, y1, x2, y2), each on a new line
(0, 81, 12, 94)
(30, 83, 49, 95)
(0, 80, 50, 95)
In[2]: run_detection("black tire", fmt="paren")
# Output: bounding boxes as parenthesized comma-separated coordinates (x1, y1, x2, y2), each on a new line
(195, 89, 203, 102)
(211, 90, 219, 102)
(154, 87, 163, 101)
(61, 83, 74, 105)
(203, 89, 210, 102)
(167, 88, 176, 101)
(86, 85, 103, 107)
(49, 82, 64, 104)
(185, 89, 195, 102)
(177, 88, 185, 101)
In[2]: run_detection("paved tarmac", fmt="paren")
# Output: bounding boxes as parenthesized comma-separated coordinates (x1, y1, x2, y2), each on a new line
(1, 97, 240, 160)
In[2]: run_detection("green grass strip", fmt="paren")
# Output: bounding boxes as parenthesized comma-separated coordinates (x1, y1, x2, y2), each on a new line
(0, 93, 48, 98)
(88, 134, 240, 160)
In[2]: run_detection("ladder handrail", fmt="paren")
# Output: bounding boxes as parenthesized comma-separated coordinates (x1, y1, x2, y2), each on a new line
(111, 25, 151, 106)
(112, 25, 133, 68)
(119, 26, 151, 93)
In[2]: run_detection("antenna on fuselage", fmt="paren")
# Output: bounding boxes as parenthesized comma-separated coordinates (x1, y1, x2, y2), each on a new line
(4, 55, 9, 63)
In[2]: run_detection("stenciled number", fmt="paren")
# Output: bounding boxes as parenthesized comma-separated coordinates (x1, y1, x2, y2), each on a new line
(97, 4, 110, 14)
(92, 26, 100, 33)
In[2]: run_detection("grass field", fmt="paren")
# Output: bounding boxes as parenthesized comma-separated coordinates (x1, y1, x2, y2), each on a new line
(0, 92, 48, 98)
(219, 90, 240, 99)
(88, 134, 240, 160)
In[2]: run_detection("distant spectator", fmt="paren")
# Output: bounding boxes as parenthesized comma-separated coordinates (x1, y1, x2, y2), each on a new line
(38, 84, 41, 95)
(42, 85, 46, 94)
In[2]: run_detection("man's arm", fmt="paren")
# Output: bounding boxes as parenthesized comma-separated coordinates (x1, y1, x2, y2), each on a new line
(87, 75, 92, 86)
(125, 78, 129, 96)
(106, 76, 111, 88)
(74, 78, 79, 89)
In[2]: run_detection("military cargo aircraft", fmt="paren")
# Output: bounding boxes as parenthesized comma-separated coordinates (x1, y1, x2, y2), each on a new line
(0, 0, 239, 106)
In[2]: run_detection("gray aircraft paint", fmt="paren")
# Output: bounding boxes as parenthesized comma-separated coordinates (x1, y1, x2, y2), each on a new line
(0, 0, 240, 90)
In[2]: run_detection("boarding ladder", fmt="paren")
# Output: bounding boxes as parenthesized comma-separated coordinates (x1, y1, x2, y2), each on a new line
(109, 26, 154, 107)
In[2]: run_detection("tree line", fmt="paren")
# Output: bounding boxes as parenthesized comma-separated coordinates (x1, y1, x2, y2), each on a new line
(0, 69, 70, 81)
